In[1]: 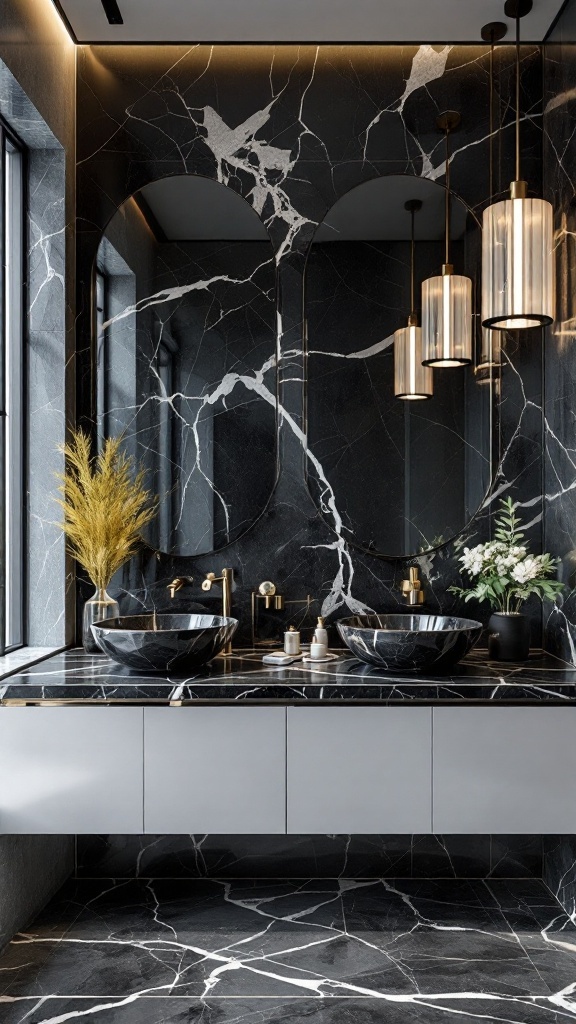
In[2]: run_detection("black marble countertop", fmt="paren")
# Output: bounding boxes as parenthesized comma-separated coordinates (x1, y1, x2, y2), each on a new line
(0, 647, 576, 705)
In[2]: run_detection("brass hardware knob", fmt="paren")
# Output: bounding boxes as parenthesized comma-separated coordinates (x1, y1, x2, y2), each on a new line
(168, 577, 193, 599)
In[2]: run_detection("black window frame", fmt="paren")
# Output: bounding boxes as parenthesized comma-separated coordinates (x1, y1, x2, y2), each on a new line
(95, 266, 109, 450)
(0, 115, 27, 655)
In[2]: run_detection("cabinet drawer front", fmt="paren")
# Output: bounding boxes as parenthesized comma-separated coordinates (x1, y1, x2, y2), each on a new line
(144, 707, 286, 833)
(433, 707, 576, 833)
(287, 706, 432, 833)
(0, 707, 144, 834)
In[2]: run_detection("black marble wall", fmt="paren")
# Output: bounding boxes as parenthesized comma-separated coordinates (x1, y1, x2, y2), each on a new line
(77, 833, 544, 882)
(76, 44, 545, 644)
(305, 236, 491, 558)
(543, 0, 576, 663)
(544, 836, 576, 924)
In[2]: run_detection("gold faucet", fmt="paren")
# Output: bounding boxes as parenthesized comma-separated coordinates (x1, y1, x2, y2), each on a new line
(167, 576, 193, 599)
(401, 566, 424, 606)
(202, 568, 234, 654)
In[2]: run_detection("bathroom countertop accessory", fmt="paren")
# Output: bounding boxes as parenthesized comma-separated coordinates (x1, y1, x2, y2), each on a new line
(251, 581, 285, 646)
(302, 651, 341, 664)
(313, 617, 328, 647)
(254, 581, 284, 610)
(309, 641, 328, 660)
(262, 651, 304, 665)
(284, 626, 301, 655)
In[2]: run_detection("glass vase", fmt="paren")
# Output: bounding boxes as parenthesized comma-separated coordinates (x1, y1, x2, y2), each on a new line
(82, 587, 120, 653)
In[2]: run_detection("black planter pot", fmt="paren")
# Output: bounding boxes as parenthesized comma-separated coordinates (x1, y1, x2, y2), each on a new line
(487, 612, 531, 662)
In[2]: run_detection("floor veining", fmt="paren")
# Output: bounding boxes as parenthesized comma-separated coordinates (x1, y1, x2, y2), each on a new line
(0, 877, 575, 1021)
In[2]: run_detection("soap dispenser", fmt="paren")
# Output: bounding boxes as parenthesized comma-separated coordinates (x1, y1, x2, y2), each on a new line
(313, 616, 328, 647)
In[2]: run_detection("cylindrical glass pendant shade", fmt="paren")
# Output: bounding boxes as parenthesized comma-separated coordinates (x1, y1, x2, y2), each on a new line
(422, 267, 472, 366)
(482, 187, 554, 330)
(394, 322, 433, 400)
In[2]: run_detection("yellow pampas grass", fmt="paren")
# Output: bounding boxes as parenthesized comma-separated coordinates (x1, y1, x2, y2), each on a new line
(56, 430, 157, 591)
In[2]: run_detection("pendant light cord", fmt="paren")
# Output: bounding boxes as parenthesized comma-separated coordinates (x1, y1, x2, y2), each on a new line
(515, 11, 521, 181)
(410, 205, 415, 316)
(445, 125, 451, 266)
(489, 36, 494, 200)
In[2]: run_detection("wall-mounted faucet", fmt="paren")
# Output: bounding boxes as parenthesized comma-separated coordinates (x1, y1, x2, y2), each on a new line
(167, 576, 194, 599)
(202, 568, 234, 654)
(401, 566, 424, 606)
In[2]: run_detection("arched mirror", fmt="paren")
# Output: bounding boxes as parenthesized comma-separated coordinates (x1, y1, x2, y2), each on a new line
(95, 175, 277, 556)
(304, 175, 496, 558)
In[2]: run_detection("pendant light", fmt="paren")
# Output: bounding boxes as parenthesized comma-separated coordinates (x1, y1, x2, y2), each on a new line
(422, 111, 473, 367)
(394, 199, 433, 400)
(482, 0, 554, 329)
(476, 20, 507, 385)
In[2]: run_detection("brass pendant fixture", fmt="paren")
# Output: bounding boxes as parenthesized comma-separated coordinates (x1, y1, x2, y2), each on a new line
(394, 199, 433, 400)
(482, 0, 554, 330)
(422, 111, 473, 367)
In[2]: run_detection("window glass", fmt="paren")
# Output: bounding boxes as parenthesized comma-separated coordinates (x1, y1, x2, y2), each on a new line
(2, 125, 25, 652)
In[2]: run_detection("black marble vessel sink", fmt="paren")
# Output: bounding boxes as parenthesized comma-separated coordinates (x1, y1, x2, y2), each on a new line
(91, 614, 238, 672)
(337, 614, 483, 673)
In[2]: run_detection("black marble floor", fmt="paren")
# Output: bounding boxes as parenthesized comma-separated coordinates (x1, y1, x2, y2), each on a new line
(0, 877, 575, 1022)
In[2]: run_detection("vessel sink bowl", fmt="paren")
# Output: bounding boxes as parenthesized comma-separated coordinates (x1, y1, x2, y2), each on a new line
(91, 613, 238, 672)
(337, 614, 482, 674)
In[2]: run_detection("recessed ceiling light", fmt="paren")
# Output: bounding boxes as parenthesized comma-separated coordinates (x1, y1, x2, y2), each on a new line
(100, 0, 123, 25)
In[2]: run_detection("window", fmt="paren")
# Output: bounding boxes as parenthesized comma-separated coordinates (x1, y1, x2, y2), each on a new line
(1, 120, 25, 653)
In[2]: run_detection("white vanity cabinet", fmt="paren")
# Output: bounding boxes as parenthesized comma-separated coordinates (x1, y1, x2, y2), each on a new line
(286, 706, 433, 833)
(144, 707, 287, 833)
(0, 707, 144, 834)
(432, 707, 576, 833)
(3, 700, 575, 835)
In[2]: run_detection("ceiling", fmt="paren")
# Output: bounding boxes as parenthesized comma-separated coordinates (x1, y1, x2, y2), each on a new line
(54, 0, 566, 44)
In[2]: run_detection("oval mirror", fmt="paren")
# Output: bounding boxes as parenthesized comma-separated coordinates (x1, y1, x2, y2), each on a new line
(304, 174, 495, 558)
(95, 175, 278, 556)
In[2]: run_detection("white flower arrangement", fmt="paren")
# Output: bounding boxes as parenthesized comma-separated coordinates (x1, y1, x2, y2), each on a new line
(449, 497, 564, 613)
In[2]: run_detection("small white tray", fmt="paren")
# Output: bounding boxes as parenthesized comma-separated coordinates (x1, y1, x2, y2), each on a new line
(302, 652, 341, 664)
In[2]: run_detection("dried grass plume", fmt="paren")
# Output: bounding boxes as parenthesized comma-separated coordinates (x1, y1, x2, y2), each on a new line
(56, 429, 157, 591)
